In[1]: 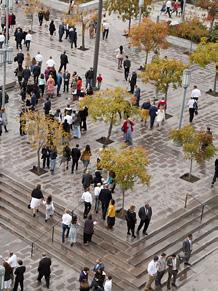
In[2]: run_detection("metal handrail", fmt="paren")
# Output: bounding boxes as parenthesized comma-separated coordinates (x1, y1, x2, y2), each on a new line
(30, 202, 83, 257)
(184, 193, 217, 223)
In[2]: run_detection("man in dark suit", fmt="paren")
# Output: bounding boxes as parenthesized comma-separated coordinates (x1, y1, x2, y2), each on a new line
(167, 254, 180, 289)
(99, 184, 112, 220)
(37, 253, 51, 289)
(182, 234, 193, 266)
(137, 203, 152, 235)
(13, 260, 26, 291)
(82, 170, 93, 189)
(71, 144, 81, 173)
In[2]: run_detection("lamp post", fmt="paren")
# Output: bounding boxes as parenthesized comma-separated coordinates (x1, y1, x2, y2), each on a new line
(92, 0, 103, 89)
(178, 69, 191, 128)
(182, 0, 187, 22)
(0, 0, 13, 109)
(138, 0, 144, 23)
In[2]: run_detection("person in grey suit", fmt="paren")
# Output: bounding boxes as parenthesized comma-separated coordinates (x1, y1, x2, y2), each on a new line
(136, 203, 152, 235)
(167, 254, 180, 289)
(182, 234, 193, 266)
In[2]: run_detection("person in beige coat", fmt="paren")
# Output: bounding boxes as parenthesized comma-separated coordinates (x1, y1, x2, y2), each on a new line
(24, 52, 32, 68)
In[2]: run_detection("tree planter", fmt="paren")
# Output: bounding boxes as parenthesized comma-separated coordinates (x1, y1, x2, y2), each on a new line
(116, 208, 127, 220)
(180, 173, 200, 183)
(78, 46, 89, 51)
(96, 137, 114, 146)
(30, 166, 47, 176)
(165, 113, 173, 119)
(206, 89, 218, 97)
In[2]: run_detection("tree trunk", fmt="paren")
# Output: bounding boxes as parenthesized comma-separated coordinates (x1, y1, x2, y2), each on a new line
(121, 189, 125, 215)
(37, 149, 40, 174)
(164, 86, 169, 102)
(31, 14, 33, 33)
(213, 66, 218, 94)
(145, 51, 149, 67)
(188, 158, 193, 181)
(190, 40, 193, 54)
(128, 17, 131, 34)
(81, 21, 85, 50)
(107, 118, 113, 139)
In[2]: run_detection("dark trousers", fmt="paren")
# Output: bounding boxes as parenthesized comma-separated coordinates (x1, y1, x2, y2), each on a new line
(16, 41, 22, 50)
(189, 108, 195, 123)
(71, 40, 77, 48)
(83, 232, 93, 244)
(102, 29, 109, 40)
(127, 222, 135, 236)
(72, 159, 79, 173)
(124, 68, 130, 81)
(166, 7, 171, 18)
(212, 173, 217, 185)
(25, 40, 30, 51)
(137, 218, 150, 233)
(39, 84, 45, 96)
(42, 157, 50, 168)
(80, 119, 87, 131)
(64, 81, 69, 92)
(37, 272, 50, 288)
(150, 116, 156, 129)
(62, 223, 70, 243)
(34, 75, 39, 84)
(183, 251, 191, 264)
(155, 270, 165, 286)
(13, 278, 24, 291)
(130, 83, 135, 93)
(83, 202, 91, 218)
(59, 63, 67, 72)
(167, 270, 178, 288)
(101, 203, 108, 220)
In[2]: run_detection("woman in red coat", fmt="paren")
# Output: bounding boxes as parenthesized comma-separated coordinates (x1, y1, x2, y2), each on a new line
(122, 117, 134, 145)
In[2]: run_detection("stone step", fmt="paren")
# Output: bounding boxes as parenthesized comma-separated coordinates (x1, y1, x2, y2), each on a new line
(133, 226, 218, 289)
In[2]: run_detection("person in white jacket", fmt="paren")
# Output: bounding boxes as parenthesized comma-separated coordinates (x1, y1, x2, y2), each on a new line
(156, 106, 165, 129)
(25, 30, 32, 51)
(104, 275, 112, 291)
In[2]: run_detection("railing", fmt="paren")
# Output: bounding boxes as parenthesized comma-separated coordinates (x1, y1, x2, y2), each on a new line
(30, 202, 83, 257)
(184, 193, 216, 223)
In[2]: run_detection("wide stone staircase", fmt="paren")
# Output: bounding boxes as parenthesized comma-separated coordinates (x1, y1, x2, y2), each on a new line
(0, 172, 218, 290)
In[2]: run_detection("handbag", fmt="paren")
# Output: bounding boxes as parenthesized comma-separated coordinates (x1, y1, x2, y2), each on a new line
(80, 281, 89, 288)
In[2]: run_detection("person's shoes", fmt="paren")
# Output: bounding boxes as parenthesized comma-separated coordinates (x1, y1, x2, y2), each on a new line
(211, 184, 214, 188)
(33, 214, 36, 217)
(184, 262, 191, 266)
(172, 284, 177, 288)
(127, 232, 131, 235)
(37, 209, 39, 212)
(132, 235, 136, 238)
(167, 287, 171, 290)
(143, 231, 148, 235)
(45, 219, 47, 222)
(70, 243, 74, 247)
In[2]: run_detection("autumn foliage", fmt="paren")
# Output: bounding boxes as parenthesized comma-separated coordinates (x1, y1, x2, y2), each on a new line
(129, 18, 169, 65)
(99, 146, 150, 209)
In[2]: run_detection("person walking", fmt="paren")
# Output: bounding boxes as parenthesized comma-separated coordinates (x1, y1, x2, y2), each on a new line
(166, 0, 172, 18)
(182, 234, 193, 266)
(155, 253, 167, 289)
(107, 199, 116, 229)
(79, 267, 90, 291)
(123, 56, 131, 81)
(149, 104, 158, 129)
(129, 71, 137, 94)
(145, 256, 158, 290)
(0, 32, 5, 48)
(211, 159, 218, 188)
(187, 97, 198, 123)
(46, 75, 55, 98)
(102, 20, 109, 40)
(3, 261, 13, 291)
(37, 253, 51, 289)
(38, 73, 45, 97)
(167, 254, 180, 289)
(50, 146, 57, 174)
(137, 203, 152, 235)
(49, 20, 56, 40)
(156, 105, 165, 129)
(134, 85, 141, 107)
(38, 9, 44, 26)
(13, 260, 26, 291)
(81, 187, 92, 219)
(71, 144, 81, 173)
(61, 209, 72, 243)
(85, 68, 94, 89)
(63, 70, 70, 93)
(43, 97, 51, 115)
(59, 51, 69, 72)
(69, 27, 77, 48)
(80, 145, 92, 170)
(104, 275, 112, 291)
(30, 184, 44, 217)
(141, 99, 151, 127)
(191, 85, 201, 102)
(25, 30, 32, 51)
(99, 184, 112, 220)
(82, 170, 93, 189)
(68, 214, 78, 247)
(96, 73, 103, 90)
(83, 214, 94, 245)
(125, 205, 137, 238)
(0, 108, 8, 132)
(122, 117, 134, 145)
(58, 22, 65, 42)
(94, 183, 101, 213)
(43, 195, 55, 222)
(116, 45, 124, 69)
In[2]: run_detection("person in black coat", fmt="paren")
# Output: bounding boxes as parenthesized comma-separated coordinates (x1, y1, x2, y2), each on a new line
(137, 203, 152, 235)
(149, 104, 158, 130)
(33, 64, 41, 84)
(41, 146, 50, 169)
(59, 51, 69, 72)
(129, 71, 137, 93)
(211, 159, 218, 188)
(69, 27, 77, 48)
(99, 184, 112, 220)
(15, 50, 24, 67)
(13, 260, 26, 291)
(71, 144, 81, 173)
(49, 20, 56, 39)
(22, 67, 31, 82)
(93, 171, 102, 187)
(126, 205, 137, 238)
(82, 170, 93, 189)
(79, 106, 88, 131)
(14, 28, 23, 49)
(37, 253, 51, 289)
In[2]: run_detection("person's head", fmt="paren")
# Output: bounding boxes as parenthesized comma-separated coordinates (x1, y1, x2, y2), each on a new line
(18, 260, 23, 266)
(46, 195, 52, 204)
(46, 97, 50, 101)
(207, 127, 211, 131)
(36, 184, 41, 190)
(83, 267, 89, 273)
(63, 50, 66, 54)
(193, 85, 197, 89)
(126, 55, 128, 59)
(172, 254, 176, 258)
(97, 183, 101, 187)
(130, 205, 135, 212)
(64, 208, 69, 214)
(161, 253, 166, 258)
(153, 255, 159, 262)
(76, 144, 79, 148)
(88, 214, 92, 220)
(145, 202, 150, 208)
(110, 199, 115, 206)
(49, 56, 52, 59)
(37, 51, 40, 54)
(188, 234, 193, 240)
(40, 73, 44, 79)
(42, 253, 47, 257)
(85, 145, 91, 152)
(3, 261, 12, 271)
(107, 275, 112, 281)
(9, 252, 13, 257)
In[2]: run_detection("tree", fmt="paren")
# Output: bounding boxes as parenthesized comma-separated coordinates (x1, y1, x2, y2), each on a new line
(140, 57, 187, 101)
(22, 111, 64, 174)
(105, 0, 152, 33)
(170, 125, 216, 180)
(64, 6, 97, 50)
(169, 17, 208, 52)
(80, 87, 137, 140)
(129, 18, 169, 66)
(99, 146, 150, 211)
(23, 0, 41, 32)
(196, 0, 217, 30)
(190, 39, 218, 94)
